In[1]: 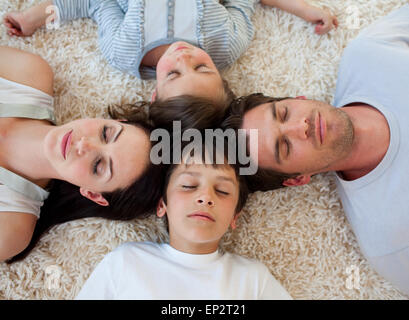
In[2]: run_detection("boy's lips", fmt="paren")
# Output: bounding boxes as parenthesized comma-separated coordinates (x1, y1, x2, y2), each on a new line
(61, 130, 73, 160)
(187, 211, 215, 222)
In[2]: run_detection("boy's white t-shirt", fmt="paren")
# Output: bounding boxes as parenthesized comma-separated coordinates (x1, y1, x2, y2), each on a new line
(76, 241, 292, 300)
(332, 5, 409, 294)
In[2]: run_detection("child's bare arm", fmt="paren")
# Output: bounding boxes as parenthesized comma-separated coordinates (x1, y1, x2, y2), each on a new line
(260, 0, 338, 35)
(4, 0, 54, 37)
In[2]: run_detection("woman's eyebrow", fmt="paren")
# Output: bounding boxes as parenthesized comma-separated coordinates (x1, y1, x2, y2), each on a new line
(107, 124, 124, 182)
(114, 124, 124, 142)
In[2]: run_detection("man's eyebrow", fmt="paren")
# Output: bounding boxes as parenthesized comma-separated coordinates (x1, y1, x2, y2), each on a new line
(275, 140, 281, 165)
(271, 102, 281, 165)
(108, 124, 124, 182)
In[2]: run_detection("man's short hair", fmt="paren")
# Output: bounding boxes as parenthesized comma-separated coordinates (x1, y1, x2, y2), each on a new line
(221, 93, 300, 192)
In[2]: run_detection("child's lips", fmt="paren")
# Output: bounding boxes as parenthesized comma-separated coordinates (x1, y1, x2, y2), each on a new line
(187, 211, 215, 222)
(175, 46, 189, 52)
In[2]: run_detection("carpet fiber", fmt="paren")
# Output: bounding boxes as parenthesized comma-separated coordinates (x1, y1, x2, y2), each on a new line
(1, 0, 408, 300)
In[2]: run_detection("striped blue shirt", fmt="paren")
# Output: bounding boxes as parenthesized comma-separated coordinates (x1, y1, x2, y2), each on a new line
(53, 0, 258, 79)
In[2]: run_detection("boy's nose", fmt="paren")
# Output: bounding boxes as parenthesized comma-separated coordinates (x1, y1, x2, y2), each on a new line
(196, 195, 215, 207)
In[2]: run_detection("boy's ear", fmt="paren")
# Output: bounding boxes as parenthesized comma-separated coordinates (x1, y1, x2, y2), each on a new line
(157, 198, 167, 218)
(282, 175, 311, 187)
(230, 211, 241, 230)
(151, 89, 157, 102)
(79, 188, 109, 206)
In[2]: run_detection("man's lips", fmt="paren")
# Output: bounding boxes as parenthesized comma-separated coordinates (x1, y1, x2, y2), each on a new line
(315, 112, 325, 146)
(61, 130, 73, 160)
(187, 211, 215, 222)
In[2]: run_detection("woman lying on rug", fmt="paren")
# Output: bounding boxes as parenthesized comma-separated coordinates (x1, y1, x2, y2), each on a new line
(5, 0, 338, 106)
(0, 46, 166, 263)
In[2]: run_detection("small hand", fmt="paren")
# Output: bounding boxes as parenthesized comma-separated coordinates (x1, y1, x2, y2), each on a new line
(305, 7, 338, 35)
(3, 12, 35, 37)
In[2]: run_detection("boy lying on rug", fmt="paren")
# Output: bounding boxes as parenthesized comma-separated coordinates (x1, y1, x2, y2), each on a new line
(5, 0, 337, 106)
(76, 138, 292, 299)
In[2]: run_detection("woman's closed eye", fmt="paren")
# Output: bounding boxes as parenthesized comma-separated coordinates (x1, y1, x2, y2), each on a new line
(280, 107, 288, 122)
(102, 125, 116, 143)
(93, 157, 105, 175)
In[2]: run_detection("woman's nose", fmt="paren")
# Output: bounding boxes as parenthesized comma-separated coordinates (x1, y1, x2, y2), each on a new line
(76, 137, 96, 156)
(196, 194, 215, 207)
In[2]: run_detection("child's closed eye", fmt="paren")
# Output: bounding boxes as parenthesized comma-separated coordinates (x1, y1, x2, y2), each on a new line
(182, 185, 197, 189)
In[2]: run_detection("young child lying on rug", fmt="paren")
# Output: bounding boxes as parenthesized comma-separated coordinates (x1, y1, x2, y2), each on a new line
(4, 0, 338, 105)
(76, 139, 292, 299)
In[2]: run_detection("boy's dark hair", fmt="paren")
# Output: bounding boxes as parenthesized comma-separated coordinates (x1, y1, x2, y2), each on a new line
(222, 93, 300, 192)
(161, 134, 250, 226)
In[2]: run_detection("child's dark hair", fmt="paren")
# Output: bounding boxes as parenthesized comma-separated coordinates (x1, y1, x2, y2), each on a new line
(109, 79, 236, 133)
(161, 134, 249, 216)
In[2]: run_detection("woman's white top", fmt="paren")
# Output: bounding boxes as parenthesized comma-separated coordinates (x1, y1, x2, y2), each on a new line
(0, 77, 55, 218)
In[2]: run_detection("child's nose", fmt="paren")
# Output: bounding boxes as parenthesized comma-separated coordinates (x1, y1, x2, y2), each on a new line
(196, 194, 215, 207)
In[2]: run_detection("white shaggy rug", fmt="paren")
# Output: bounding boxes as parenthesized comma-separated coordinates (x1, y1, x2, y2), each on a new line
(1, 0, 408, 300)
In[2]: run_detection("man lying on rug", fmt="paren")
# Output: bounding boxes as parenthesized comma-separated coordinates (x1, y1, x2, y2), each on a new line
(224, 4, 409, 296)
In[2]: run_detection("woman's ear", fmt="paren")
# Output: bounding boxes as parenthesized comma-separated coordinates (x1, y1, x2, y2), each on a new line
(151, 89, 157, 102)
(156, 198, 167, 217)
(282, 175, 311, 187)
(79, 188, 109, 206)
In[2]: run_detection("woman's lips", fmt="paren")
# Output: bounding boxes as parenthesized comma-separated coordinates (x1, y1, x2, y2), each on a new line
(61, 130, 73, 160)
(187, 211, 215, 222)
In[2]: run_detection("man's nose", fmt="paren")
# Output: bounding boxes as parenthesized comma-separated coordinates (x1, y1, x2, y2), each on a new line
(76, 137, 97, 156)
(196, 193, 215, 208)
(282, 118, 309, 140)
